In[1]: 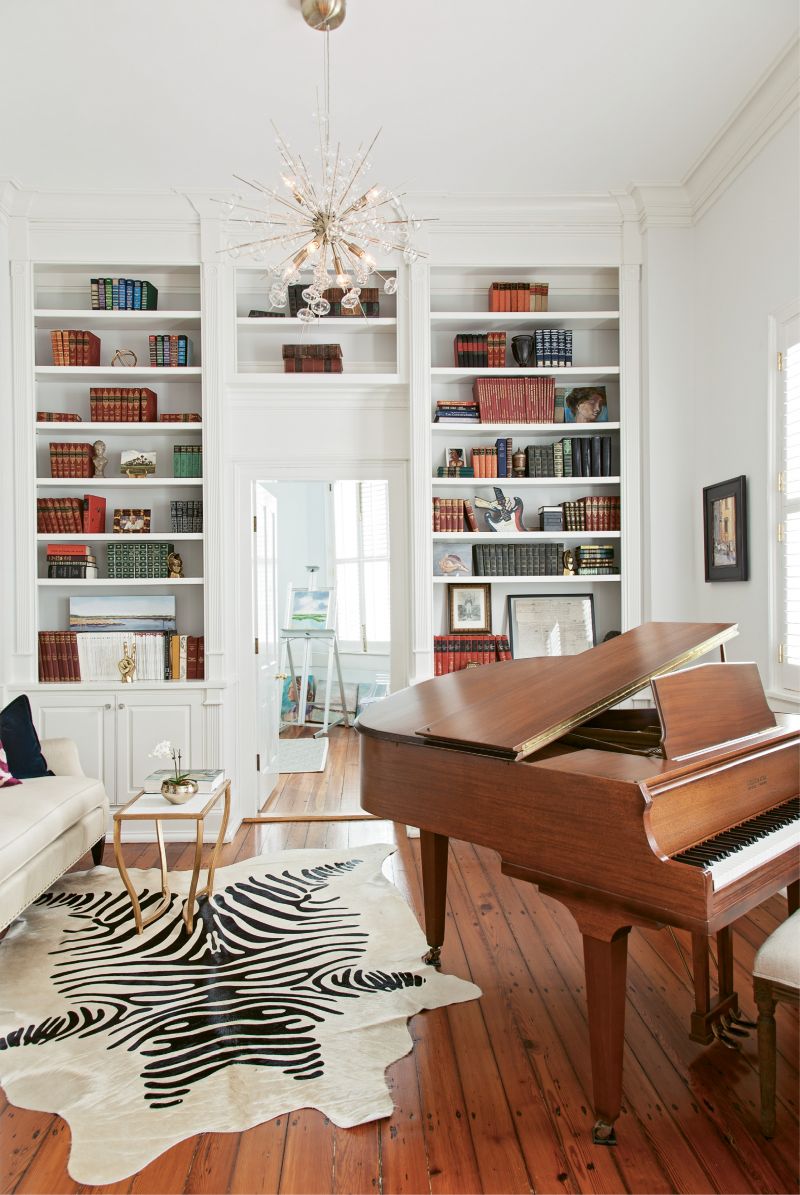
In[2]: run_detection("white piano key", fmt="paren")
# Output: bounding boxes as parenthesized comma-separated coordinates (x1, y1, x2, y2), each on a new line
(710, 821, 800, 890)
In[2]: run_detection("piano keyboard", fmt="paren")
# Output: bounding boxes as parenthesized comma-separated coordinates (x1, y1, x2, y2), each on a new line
(672, 796, 800, 890)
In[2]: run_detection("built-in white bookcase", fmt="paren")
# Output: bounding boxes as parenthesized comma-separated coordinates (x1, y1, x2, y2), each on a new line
(425, 264, 627, 665)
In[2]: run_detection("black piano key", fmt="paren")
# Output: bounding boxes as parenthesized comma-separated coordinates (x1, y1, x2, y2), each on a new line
(671, 796, 799, 868)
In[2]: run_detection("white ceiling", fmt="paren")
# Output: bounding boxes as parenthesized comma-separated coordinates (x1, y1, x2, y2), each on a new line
(1, 0, 797, 198)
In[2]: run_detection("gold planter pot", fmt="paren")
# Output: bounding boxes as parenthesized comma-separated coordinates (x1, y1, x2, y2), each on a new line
(161, 779, 199, 805)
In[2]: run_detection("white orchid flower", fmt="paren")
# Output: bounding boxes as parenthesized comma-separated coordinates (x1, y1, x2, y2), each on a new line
(149, 740, 174, 760)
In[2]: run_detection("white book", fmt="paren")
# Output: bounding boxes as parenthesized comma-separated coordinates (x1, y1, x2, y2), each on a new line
(141, 768, 224, 795)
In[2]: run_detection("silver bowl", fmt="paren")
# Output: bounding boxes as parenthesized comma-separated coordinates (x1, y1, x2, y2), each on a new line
(161, 779, 199, 804)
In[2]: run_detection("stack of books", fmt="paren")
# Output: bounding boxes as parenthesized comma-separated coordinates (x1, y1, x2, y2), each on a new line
(472, 377, 556, 422)
(472, 542, 565, 576)
(37, 411, 82, 422)
(575, 545, 618, 575)
(173, 445, 202, 477)
(37, 495, 105, 533)
(37, 631, 204, 682)
(287, 285, 380, 317)
(436, 465, 475, 477)
(91, 278, 158, 310)
(560, 496, 621, 531)
(89, 387, 158, 422)
(170, 499, 203, 532)
(432, 498, 478, 532)
(453, 332, 506, 366)
(50, 331, 101, 366)
(487, 282, 549, 311)
(533, 329, 573, 367)
(148, 335, 191, 366)
(107, 542, 174, 579)
(433, 634, 512, 674)
(434, 398, 480, 423)
(158, 412, 201, 422)
(282, 344, 343, 373)
(46, 545, 98, 579)
(142, 767, 224, 795)
(49, 443, 94, 478)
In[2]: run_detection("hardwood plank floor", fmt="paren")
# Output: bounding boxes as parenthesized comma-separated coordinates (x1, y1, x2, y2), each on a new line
(2, 726, 797, 1194)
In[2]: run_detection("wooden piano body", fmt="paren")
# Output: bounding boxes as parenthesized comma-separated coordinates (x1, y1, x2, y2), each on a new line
(356, 622, 800, 1144)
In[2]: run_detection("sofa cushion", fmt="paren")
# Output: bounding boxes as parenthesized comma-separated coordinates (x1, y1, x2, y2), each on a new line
(0, 774, 106, 888)
(0, 696, 52, 780)
(0, 739, 21, 787)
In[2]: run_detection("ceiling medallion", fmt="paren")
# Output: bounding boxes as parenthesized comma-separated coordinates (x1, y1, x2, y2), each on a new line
(219, 0, 430, 320)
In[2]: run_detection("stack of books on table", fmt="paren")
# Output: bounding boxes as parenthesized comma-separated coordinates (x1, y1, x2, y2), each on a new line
(282, 344, 343, 373)
(141, 768, 224, 795)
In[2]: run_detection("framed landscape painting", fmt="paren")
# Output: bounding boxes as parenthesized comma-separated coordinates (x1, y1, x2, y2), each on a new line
(703, 475, 748, 582)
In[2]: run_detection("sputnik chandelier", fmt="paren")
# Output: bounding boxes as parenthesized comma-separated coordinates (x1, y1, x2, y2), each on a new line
(219, 0, 429, 320)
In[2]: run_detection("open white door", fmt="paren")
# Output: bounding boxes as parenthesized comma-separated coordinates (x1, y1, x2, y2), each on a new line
(253, 482, 279, 808)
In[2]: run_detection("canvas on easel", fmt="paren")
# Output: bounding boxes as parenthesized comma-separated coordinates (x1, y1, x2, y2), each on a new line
(284, 586, 336, 631)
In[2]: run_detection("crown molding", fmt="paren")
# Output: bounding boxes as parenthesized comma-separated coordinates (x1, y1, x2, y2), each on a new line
(683, 36, 799, 222)
(0, 179, 33, 221)
(404, 191, 623, 232)
(623, 184, 694, 230)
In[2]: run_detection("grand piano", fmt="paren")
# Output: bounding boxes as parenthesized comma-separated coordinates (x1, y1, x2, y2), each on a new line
(357, 622, 800, 1144)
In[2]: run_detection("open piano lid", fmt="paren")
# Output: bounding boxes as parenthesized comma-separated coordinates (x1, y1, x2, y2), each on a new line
(415, 621, 739, 760)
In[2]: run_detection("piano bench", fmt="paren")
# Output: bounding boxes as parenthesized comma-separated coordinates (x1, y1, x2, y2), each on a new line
(752, 909, 800, 1138)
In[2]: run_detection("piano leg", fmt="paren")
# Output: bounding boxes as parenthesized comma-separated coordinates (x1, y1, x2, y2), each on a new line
(420, 830, 449, 967)
(788, 879, 799, 915)
(582, 926, 631, 1145)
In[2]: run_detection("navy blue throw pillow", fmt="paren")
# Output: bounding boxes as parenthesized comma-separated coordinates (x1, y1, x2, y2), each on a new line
(0, 695, 52, 779)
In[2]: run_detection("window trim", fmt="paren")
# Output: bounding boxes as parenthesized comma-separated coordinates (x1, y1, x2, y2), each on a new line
(767, 300, 800, 704)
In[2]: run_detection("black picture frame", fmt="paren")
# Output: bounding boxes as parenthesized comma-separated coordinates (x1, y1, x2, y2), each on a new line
(703, 475, 748, 582)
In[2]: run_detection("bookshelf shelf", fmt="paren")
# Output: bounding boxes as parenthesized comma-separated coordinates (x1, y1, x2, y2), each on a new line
(237, 317, 397, 330)
(431, 422, 621, 434)
(36, 422, 203, 434)
(34, 310, 201, 329)
(432, 531, 621, 541)
(432, 366, 620, 381)
(430, 311, 620, 331)
(38, 533, 204, 542)
(235, 372, 401, 386)
(35, 367, 202, 381)
(37, 477, 202, 487)
(431, 477, 621, 487)
(37, 578, 204, 587)
(432, 575, 621, 585)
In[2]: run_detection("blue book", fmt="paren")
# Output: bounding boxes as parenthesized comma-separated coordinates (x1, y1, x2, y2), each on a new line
(125, 279, 134, 309)
(133, 280, 142, 309)
(495, 437, 507, 478)
(112, 278, 120, 309)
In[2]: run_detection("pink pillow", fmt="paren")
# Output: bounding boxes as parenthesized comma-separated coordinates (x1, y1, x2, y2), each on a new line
(0, 739, 21, 787)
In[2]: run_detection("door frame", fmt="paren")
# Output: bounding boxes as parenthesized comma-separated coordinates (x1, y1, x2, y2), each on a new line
(233, 458, 410, 820)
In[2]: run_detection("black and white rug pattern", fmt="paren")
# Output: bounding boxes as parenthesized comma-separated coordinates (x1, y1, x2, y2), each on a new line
(0, 844, 480, 1185)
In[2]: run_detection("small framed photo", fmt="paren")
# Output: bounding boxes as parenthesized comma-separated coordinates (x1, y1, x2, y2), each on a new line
(445, 447, 466, 469)
(121, 449, 157, 477)
(507, 593, 596, 658)
(285, 586, 336, 630)
(448, 583, 492, 633)
(113, 508, 151, 533)
(703, 475, 748, 581)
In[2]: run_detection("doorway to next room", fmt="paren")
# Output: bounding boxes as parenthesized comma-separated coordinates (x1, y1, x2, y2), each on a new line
(256, 479, 391, 821)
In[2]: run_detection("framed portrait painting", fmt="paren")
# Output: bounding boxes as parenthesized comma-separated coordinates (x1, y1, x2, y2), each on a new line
(703, 476, 748, 582)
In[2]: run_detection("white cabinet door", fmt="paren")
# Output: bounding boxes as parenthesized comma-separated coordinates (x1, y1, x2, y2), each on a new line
(27, 692, 115, 793)
(115, 691, 203, 806)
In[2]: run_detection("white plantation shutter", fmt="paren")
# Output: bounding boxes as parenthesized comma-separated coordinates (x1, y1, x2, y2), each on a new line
(332, 481, 391, 652)
(779, 326, 800, 691)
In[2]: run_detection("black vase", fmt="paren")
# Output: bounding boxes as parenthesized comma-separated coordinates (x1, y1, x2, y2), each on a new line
(511, 334, 533, 367)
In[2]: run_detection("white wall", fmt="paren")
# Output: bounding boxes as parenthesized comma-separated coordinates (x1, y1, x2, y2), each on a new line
(0, 216, 12, 687)
(642, 113, 800, 691)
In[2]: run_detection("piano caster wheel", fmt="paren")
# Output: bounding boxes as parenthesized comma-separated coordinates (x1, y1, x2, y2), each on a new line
(731, 1007, 757, 1029)
(592, 1120, 617, 1146)
(423, 945, 442, 968)
(712, 1021, 740, 1050)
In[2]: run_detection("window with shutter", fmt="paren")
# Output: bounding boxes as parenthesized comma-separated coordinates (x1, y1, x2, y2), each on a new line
(331, 481, 391, 654)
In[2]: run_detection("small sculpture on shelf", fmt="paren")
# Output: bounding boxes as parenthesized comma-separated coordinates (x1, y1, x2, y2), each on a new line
(118, 640, 136, 684)
(563, 549, 576, 576)
(167, 552, 184, 579)
(92, 440, 108, 478)
(111, 348, 137, 368)
(512, 449, 527, 477)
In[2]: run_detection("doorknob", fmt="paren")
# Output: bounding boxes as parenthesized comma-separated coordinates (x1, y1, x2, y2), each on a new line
(105, 703, 112, 710)
(118, 703, 125, 710)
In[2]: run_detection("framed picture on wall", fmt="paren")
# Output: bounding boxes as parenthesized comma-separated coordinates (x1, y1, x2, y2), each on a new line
(702, 475, 748, 582)
(284, 586, 336, 630)
(448, 583, 492, 633)
(506, 593, 596, 658)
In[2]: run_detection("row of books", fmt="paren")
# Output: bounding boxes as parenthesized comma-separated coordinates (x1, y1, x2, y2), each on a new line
(528, 435, 614, 478)
(89, 387, 157, 421)
(474, 377, 557, 423)
(472, 542, 565, 576)
(46, 546, 98, 579)
(37, 495, 105, 534)
(90, 278, 158, 310)
(287, 285, 380, 318)
(488, 282, 549, 312)
(453, 333, 506, 367)
(572, 545, 618, 575)
(432, 498, 478, 533)
(561, 496, 621, 531)
(49, 443, 94, 478)
(148, 335, 192, 367)
(462, 440, 515, 477)
(37, 631, 204, 682)
(171, 500, 203, 532)
(533, 329, 573, 368)
(436, 466, 475, 477)
(433, 634, 512, 675)
(36, 412, 82, 422)
(50, 330, 101, 366)
(173, 445, 203, 477)
(282, 343, 344, 374)
(106, 542, 175, 578)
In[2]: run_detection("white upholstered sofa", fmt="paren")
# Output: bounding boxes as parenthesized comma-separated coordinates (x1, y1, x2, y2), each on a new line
(0, 738, 108, 931)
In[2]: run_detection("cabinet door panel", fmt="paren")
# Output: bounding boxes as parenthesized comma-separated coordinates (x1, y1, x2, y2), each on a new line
(27, 694, 114, 793)
(116, 694, 203, 805)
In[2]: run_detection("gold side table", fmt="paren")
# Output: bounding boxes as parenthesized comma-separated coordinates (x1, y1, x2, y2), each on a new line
(113, 780, 231, 934)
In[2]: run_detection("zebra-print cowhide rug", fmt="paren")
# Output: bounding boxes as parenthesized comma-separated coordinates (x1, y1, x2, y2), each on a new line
(0, 844, 480, 1185)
